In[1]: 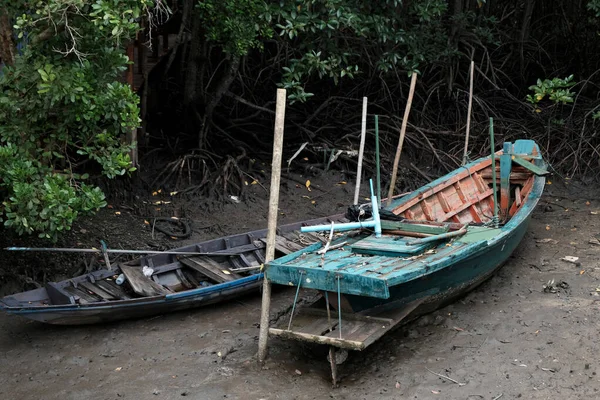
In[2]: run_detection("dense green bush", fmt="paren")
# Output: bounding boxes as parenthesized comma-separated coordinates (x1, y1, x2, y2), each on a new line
(0, 1, 162, 239)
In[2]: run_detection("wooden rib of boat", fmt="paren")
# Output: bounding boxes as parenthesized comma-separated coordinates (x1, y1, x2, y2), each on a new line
(0, 215, 346, 325)
(266, 140, 547, 371)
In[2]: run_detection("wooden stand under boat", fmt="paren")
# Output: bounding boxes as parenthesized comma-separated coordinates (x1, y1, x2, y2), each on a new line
(264, 139, 548, 384)
(270, 298, 425, 351)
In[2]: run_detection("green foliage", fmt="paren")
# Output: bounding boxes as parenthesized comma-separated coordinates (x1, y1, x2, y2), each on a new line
(191, 0, 492, 103)
(526, 75, 576, 105)
(267, 0, 453, 102)
(197, 0, 273, 56)
(588, 0, 600, 17)
(0, 0, 157, 240)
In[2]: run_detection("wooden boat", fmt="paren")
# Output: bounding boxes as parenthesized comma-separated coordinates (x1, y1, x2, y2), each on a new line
(0, 215, 346, 325)
(265, 140, 547, 382)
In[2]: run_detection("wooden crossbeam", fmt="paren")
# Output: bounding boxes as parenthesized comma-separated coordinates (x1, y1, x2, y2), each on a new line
(512, 156, 549, 176)
(120, 265, 171, 297)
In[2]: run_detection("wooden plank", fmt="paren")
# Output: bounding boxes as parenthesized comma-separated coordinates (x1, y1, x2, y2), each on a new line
(351, 235, 431, 256)
(384, 230, 431, 238)
(179, 256, 241, 283)
(515, 186, 522, 207)
(269, 327, 366, 351)
(270, 298, 426, 351)
(302, 307, 394, 324)
(339, 322, 385, 342)
(96, 280, 131, 300)
(260, 235, 305, 255)
(512, 155, 549, 176)
(357, 299, 424, 348)
(120, 265, 171, 297)
(64, 285, 99, 304)
(437, 191, 451, 212)
(324, 320, 364, 340)
(473, 172, 496, 212)
(301, 232, 327, 244)
(453, 182, 483, 223)
(509, 177, 534, 217)
(459, 226, 502, 243)
(420, 200, 434, 221)
(79, 281, 116, 301)
(380, 220, 449, 235)
(295, 317, 336, 335)
(175, 268, 195, 290)
(472, 172, 488, 194)
(441, 188, 493, 221)
(402, 220, 464, 230)
(481, 172, 530, 180)
(437, 191, 462, 223)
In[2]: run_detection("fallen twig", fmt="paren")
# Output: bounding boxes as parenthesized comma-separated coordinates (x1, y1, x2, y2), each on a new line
(425, 367, 466, 386)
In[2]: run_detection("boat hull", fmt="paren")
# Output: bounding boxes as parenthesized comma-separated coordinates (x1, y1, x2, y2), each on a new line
(346, 212, 531, 313)
(1, 215, 345, 325)
(2, 275, 262, 325)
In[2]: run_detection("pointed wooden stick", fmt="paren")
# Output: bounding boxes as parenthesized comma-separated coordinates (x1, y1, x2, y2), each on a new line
(462, 60, 475, 165)
(387, 72, 418, 207)
(353, 97, 368, 205)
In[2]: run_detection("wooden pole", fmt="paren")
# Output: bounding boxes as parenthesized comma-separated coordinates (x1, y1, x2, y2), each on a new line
(375, 115, 381, 205)
(386, 72, 418, 207)
(353, 97, 368, 205)
(462, 60, 475, 165)
(489, 117, 498, 227)
(258, 88, 287, 363)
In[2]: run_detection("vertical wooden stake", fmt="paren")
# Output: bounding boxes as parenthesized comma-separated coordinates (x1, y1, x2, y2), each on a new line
(489, 117, 498, 226)
(375, 115, 381, 205)
(353, 97, 368, 205)
(258, 89, 287, 363)
(462, 60, 475, 165)
(387, 72, 418, 207)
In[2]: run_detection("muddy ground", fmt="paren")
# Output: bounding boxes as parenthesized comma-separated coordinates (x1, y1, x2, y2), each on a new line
(1, 171, 600, 400)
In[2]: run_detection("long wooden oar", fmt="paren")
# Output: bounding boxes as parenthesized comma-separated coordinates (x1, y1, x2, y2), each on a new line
(387, 72, 418, 207)
(4, 246, 261, 257)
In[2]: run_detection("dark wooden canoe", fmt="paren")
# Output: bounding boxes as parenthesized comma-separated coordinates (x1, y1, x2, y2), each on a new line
(0, 215, 346, 325)
(267, 140, 547, 356)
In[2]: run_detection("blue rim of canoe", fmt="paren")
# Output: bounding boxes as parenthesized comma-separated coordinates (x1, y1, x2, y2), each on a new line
(1, 273, 263, 314)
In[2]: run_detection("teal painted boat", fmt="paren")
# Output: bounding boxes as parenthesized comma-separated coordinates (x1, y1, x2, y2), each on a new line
(266, 140, 547, 378)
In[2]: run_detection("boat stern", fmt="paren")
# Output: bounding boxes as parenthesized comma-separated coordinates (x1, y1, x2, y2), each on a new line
(266, 242, 391, 299)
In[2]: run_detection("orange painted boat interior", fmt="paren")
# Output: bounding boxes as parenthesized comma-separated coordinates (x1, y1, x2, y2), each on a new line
(390, 153, 536, 225)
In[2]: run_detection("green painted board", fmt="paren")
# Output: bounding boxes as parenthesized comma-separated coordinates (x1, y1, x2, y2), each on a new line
(380, 220, 449, 234)
(512, 155, 549, 176)
(458, 226, 502, 243)
(351, 234, 431, 256)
